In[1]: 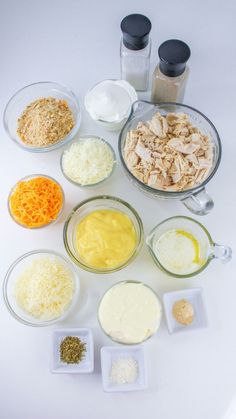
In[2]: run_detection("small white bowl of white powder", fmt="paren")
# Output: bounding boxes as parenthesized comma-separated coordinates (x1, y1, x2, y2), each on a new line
(101, 345, 147, 392)
(61, 136, 116, 188)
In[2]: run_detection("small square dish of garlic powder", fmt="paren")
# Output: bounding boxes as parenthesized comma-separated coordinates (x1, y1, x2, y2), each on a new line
(163, 287, 208, 334)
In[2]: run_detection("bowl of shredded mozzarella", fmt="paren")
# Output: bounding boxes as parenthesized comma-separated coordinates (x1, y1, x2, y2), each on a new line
(3, 250, 80, 326)
(60, 136, 116, 187)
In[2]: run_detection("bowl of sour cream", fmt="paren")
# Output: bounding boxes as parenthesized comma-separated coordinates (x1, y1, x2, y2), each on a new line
(84, 79, 138, 131)
(98, 281, 162, 344)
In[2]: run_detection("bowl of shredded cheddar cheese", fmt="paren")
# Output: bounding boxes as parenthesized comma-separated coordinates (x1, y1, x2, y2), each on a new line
(8, 174, 64, 229)
(3, 250, 80, 327)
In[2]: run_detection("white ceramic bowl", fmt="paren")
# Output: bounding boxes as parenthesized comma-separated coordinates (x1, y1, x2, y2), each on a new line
(163, 287, 208, 334)
(51, 328, 94, 374)
(101, 345, 147, 392)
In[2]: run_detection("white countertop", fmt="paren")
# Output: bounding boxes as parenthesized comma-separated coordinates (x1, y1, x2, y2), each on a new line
(1, 1, 236, 418)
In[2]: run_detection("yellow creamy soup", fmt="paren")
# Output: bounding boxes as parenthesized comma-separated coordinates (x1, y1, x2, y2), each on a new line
(75, 209, 137, 269)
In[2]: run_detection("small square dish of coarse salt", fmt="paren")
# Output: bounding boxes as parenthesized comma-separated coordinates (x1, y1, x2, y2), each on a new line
(101, 345, 147, 392)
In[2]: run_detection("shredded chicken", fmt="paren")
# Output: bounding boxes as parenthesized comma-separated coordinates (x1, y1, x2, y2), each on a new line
(123, 112, 213, 191)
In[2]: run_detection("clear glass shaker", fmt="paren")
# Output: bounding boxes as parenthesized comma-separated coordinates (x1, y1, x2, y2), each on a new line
(120, 14, 152, 91)
(151, 39, 191, 103)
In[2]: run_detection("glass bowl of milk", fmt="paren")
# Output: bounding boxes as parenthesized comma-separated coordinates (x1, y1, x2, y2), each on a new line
(84, 79, 138, 131)
(146, 216, 232, 278)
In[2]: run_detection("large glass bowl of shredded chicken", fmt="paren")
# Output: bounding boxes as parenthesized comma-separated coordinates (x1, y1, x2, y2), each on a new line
(3, 81, 81, 152)
(119, 101, 222, 215)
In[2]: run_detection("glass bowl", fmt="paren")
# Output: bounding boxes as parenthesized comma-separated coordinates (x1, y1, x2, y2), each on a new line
(3, 81, 81, 152)
(8, 174, 65, 229)
(84, 79, 137, 131)
(97, 280, 162, 345)
(63, 196, 143, 273)
(146, 216, 232, 278)
(119, 101, 222, 215)
(3, 250, 80, 327)
(60, 135, 117, 188)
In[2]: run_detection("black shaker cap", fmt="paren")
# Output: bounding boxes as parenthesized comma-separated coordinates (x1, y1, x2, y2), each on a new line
(121, 14, 152, 51)
(158, 39, 191, 77)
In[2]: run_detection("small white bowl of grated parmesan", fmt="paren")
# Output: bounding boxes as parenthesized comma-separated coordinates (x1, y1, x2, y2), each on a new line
(60, 136, 116, 188)
(101, 345, 148, 392)
(3, 250, 80, 327)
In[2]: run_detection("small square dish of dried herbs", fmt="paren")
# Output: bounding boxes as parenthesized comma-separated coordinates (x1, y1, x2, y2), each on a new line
(51, 328, 94, 374)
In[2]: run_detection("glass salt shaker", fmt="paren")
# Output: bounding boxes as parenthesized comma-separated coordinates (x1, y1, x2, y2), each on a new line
(120, 14, 152, 92)
(151, 39, 191, 103)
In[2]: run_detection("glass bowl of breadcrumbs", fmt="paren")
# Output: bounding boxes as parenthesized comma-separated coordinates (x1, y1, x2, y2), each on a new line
(3, 81, 81, 152)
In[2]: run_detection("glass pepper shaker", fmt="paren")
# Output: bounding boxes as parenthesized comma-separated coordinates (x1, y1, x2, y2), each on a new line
(120, 14, 152, 92)
(151, 39, 191, 103)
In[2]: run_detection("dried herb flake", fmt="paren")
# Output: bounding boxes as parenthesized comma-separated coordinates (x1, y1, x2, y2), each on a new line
(60, 336, 86, 364)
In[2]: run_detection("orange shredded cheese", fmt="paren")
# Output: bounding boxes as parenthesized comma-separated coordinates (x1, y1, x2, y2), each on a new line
(9, 176, 63, 228)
